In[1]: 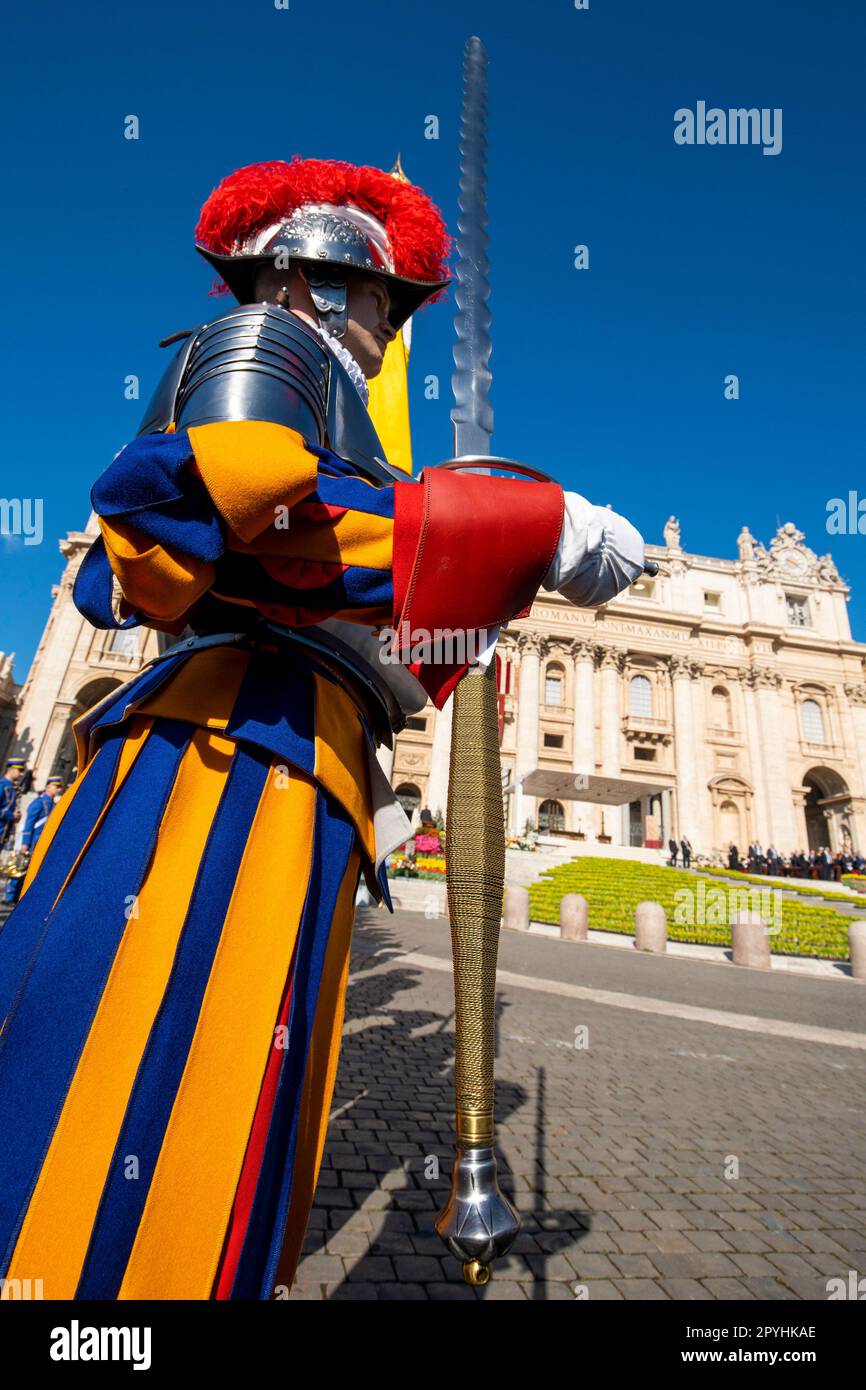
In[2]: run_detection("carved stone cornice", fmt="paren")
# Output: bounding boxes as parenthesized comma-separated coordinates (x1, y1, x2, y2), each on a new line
(569, 637, 596, 664)
(516, 631, 548, 658)
(668, 654, 703, 680)
(744, 666, 783, 692)
(596, 645, 627, 672)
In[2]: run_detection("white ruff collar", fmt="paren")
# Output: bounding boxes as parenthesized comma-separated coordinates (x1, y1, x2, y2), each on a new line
(308, 321, 369, 406)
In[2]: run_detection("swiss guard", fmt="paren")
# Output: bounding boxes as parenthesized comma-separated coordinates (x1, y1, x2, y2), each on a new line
(2, 775, 63, 908)
(0, 758, 27, 906)
(0, 157, 644, 1299)
(0, 757, 26, 847)
(20, 774, 64, 862)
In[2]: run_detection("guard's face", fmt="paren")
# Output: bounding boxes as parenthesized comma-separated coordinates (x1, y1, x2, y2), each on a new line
(344, 275, 396, 379)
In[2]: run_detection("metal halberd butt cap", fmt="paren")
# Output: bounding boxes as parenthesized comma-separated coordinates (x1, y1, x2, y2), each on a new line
(434, 1143, 521, 1285)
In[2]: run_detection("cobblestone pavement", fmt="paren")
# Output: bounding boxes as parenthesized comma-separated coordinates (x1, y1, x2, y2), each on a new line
(292, 908, 866, 1301)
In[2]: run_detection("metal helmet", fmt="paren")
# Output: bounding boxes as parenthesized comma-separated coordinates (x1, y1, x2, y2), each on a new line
(195, 156, 451, 340)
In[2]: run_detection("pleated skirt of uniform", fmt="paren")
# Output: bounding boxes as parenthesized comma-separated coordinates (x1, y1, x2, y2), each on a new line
(0, 639, 383, 1300)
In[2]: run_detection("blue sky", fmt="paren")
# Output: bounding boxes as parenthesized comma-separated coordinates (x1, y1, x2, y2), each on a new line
(1, 0, 864, 672)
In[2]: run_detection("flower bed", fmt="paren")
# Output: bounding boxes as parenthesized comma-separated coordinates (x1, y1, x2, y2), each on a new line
(413, 832, 443, 854)
(387, 852, 446, 880)
(529, 857, 855, 960)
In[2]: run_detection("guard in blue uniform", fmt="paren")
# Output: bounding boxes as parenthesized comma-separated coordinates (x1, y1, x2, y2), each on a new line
(4, 776, 64, 907)
(0, 759, 27, 906)
(21, 777, 63, 855)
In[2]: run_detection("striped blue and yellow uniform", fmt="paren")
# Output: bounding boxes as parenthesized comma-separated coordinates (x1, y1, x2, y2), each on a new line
(0, 417, 560, 1300)
(0, 421, 406, 1300)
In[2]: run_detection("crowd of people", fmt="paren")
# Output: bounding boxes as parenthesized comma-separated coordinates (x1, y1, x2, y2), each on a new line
(663, 830, 863, 882)
(727, 841, 863, 882)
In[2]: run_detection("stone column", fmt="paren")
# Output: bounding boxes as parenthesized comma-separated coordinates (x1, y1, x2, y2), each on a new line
(571, 639, 596, 773)
(741, 672, 771, 845)
(598, 647, 625, 774)
(514, 633, 545, 833)
(669, 655, 701, 846)
(597, 647, 625, 843)
(747, 668, 797, 851)
(426, 694, 453, 821)
(661, 788, 673, 846)
(689, 663, 715, 850)
(791, 786, 810, 851)
(843, 684, 866, 852)
(570, 638, 596, 839)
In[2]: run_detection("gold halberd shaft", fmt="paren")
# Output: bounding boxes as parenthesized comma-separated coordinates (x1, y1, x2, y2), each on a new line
(446, 661, 504, 1145)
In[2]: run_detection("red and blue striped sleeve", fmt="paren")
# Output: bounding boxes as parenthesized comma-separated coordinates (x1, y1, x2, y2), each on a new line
(74, 418, 565, 706)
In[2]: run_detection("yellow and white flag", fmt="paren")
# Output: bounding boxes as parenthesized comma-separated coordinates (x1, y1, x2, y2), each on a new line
(367, 319, 414, 476)
(366, 155, 417, 477)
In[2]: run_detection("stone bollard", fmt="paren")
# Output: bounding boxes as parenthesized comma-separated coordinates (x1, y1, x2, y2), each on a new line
(503, 884, 530, 932)
(730, 911, 772, 969)
(560, 893, 588, 942)
(634, 901, 667, 953)
(848, 921, 866, 981)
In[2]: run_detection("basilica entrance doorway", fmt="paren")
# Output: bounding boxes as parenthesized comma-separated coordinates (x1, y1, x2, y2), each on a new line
(803, 767, 853, 853)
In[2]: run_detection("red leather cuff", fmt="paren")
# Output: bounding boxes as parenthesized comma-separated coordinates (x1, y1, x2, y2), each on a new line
(392, 467, 563, 637)
(391, 467, 564, 707)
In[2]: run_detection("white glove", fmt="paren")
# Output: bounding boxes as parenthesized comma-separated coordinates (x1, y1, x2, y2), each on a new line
(542, 491, 645, 607)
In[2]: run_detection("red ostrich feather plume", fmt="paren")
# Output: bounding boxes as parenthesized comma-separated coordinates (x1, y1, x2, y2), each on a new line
(196, 157, 451, 299)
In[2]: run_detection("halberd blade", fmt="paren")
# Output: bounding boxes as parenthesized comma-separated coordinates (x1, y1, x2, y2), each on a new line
(451, 35, 493, 461)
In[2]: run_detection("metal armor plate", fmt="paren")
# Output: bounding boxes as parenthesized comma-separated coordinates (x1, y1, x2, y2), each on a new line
(137, 303, 407, 486)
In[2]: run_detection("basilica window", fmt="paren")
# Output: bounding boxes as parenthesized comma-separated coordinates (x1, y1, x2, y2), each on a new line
(108, 628, 139, 657)
(543, 732, 564, 749)
(544, 664, 564, 706)
(538, 799, 565, 833)
(801, 699, 827, 744)
(786, 594, 809, 627)
(629, 674, 653, 717)
(395, 783, 422, 817)
(711, 685, 733, 732)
